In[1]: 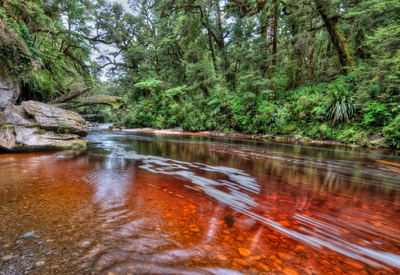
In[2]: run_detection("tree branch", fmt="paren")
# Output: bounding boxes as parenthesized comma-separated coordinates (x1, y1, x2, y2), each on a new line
(332, 14, 356, 21)
(35, 28, 120, 45)
(97, 60, 135, 72)
(47, 87, 92, 104)
(308, 24, 326, 32)
(50, 96, 124, 110)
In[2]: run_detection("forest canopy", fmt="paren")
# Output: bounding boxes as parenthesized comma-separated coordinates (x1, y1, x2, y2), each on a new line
(1, 0, 400, 147)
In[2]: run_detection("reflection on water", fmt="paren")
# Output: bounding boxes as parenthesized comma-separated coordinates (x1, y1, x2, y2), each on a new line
(1, 130, 400, 274)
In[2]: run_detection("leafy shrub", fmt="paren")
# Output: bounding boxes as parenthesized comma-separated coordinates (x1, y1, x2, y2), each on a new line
(382, 114, 400, 148)
(326, 84, 356, 127)
(362, 101, 391, 127)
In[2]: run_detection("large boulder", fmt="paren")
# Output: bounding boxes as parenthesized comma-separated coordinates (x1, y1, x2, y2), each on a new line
(0, 125, 86, 152)
(22, 101, 88, 137)
(0, 76, 20, 112)
(0, 101, 87, 153)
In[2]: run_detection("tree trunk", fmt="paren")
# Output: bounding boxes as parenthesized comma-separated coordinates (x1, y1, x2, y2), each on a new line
(215, 1, 224, 48)
(313, 0, 354, 70)
(272, 0, 278, 66)
(355, 28, 367, 59)
(266, 12, 274, 75)
(208, 32, 217, 71)
(47, 87, 92, 104)
(268, 16, 274, 55)
(260, 9, 269, 71)
(296, 58, 303, 88)
(50, 96, 124, 110)
(308, 30, 317, 80)
(144, 90, 151, 98)
(326, 38, 332, 58)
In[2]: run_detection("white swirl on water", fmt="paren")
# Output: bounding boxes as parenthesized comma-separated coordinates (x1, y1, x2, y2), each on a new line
(107, 143, 400, 270)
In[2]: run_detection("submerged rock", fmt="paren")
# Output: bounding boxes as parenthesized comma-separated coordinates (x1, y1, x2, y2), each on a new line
(0, 255, 14, 262)
(35, 261, 45, 266)
(19, 231, 41, 239)
(238, 248, 251, 257)
(224, 215, 235, 227)
(0, 101, 87, 153)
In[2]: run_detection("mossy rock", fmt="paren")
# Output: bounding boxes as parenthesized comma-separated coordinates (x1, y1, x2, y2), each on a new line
(22, 101, 88, 137)
(1, 126, 87, 152)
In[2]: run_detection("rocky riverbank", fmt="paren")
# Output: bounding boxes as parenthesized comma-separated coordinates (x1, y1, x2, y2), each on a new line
(118, 127, 393, 150)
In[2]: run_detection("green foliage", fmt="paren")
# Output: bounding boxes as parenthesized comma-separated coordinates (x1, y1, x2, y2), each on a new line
(134, 79, 164, 92)
(3, 0, 400, 149)
(1, 0, 95, 101)
(382, 114, 400, 148)
(0, 0, 44, 76)
(362, 101, 392, 127)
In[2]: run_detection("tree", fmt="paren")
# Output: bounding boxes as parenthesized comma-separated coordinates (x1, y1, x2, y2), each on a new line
(312, 0, 354, 70)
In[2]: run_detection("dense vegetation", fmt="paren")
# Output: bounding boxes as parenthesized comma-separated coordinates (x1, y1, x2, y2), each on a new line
(1, 0, 400, 148)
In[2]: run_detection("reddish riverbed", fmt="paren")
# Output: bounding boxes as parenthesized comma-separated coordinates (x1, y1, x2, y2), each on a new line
(1, 130, 400, 274)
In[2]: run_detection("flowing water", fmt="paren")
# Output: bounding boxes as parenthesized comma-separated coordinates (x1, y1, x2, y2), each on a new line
(1, 128, 400, 275)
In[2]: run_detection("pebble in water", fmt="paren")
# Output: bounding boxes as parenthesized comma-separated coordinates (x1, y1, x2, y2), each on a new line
(19, 231, 40, 240)
(238, 248, 251, 257)
(1, 255, 13, 262)
(35, 261, 45, 266)
(224, 215, 235, 227)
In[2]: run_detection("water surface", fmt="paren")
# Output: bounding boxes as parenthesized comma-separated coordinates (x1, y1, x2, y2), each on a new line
(1, 129, 400, 274)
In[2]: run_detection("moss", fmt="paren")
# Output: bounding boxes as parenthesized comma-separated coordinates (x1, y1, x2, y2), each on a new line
(0, 124, 14, 131)
(66, 138, 87, 148)
(370, 138, 388, 148)
(275, 136, 287, 141)
(33, 129, 46, 134)
(360, 138, 370, 147)
(349, 144, 360, 148)
(302, 136, 312, 142)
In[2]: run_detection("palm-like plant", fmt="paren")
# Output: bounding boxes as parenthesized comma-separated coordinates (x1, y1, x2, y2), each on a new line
(326, 84, 356, 139)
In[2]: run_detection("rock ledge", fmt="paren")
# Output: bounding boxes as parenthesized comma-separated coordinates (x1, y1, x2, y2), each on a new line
(0, 101, 87, 153)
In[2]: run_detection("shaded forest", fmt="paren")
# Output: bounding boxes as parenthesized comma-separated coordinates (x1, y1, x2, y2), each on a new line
(1, 0, 400, 147)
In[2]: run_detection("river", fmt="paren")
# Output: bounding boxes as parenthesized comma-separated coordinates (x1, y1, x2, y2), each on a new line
(1, 127, 400, 274)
